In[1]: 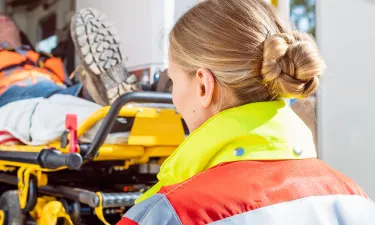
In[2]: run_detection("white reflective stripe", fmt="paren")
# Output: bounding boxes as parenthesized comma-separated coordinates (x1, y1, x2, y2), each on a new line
(208, 195, 375, 225)
(124, 194, 182, 225)
(124, 194, 162, 223)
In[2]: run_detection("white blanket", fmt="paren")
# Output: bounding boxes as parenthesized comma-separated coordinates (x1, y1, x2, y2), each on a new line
(0, 95, 127, 146)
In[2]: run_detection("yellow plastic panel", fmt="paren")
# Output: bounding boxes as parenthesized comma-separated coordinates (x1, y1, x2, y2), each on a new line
(94, 145, 145, 161)
(129, 109, 185, 146)
(144, 146, 176, 157)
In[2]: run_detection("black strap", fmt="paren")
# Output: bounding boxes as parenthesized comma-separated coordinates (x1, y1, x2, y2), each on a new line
(36, 51, 53, 68)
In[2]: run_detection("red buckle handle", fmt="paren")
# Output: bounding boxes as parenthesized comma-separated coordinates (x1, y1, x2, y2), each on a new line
(65, 114, 79, 153)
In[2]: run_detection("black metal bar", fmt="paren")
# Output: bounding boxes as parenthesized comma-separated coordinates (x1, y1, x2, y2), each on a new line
(0, 149, 83, 170)
(0, 173, 18, 185)
(0, 174, 95, 205)
(38, 186, 141, 208)
(84, 92, 173, 161)
(0, 173, 141, 208)
(22, 175, 37, 214)
(0, 151, 39, 164)
(38, 185, 99, 208)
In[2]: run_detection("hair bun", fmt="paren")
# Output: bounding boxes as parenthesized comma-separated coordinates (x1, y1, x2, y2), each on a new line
(261, 32, 325, 98)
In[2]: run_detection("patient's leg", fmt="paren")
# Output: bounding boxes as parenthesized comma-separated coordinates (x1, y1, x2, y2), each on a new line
(71, 8, 141, 106)
(0, 80, 83, 108)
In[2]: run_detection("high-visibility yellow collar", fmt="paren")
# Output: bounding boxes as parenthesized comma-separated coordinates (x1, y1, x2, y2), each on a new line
(136, 100, 316, 203)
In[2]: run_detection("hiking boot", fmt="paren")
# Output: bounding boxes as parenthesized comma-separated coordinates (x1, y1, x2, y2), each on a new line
(70, 8, 140, 106)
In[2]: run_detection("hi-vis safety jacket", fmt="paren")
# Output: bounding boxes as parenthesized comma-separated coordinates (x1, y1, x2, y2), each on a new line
(117, 100, 375, 225)
(0, 45, 69, 94)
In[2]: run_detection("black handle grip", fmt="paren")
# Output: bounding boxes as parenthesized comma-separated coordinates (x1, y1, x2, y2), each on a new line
(84, 92, 173, 161)
(38, 149, 83, 170)
(99, 192, 142, 208)
(37, 185, 99, 208)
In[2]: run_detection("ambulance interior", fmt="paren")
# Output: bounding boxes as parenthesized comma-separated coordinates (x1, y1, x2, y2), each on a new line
(0, 0, 374, 224)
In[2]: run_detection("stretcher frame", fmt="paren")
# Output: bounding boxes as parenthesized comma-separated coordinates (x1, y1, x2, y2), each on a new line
(0, 92, 186, 225)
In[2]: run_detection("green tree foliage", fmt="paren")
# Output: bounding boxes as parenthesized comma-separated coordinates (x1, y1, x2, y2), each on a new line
(290, 0, 316, 36)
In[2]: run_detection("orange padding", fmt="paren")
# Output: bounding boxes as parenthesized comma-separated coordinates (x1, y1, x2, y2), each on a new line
(0, 49, 67, 93)
(0, 51, 26, 69)
(44, 57, 66, 83)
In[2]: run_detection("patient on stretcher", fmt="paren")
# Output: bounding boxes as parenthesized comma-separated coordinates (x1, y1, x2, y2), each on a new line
(0, 10, 141, 146)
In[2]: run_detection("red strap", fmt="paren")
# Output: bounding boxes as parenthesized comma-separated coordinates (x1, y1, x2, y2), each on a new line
(0, 130, 11, 135)
(66, 114, 79, 153)
(0, 137, 20, 145)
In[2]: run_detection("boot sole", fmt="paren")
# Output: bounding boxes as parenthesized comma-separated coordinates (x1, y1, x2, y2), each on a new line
(71, 8, 123, 77)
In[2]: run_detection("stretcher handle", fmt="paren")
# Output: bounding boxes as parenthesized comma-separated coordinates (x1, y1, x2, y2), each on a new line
(37, 185, 99, 208)
(38, 149, 83, 170)
(84, 92, 173, 161)
(37, 185, 142, 208)
(0, 149, 83, 170)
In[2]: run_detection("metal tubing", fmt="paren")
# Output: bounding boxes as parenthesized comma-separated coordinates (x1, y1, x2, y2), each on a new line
(0, 150, 83, 170)
(0, 173, 141, 208)
(84, 92, 173, 161)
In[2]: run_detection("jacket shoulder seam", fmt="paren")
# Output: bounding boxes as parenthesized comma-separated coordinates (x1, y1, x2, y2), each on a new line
(138, 194, 183, 225)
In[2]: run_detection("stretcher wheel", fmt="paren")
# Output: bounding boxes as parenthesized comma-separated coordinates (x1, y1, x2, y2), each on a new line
(0, 190, 26, 225)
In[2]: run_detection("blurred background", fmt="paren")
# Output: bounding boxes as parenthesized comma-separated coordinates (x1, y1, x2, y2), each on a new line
(0, 0, 374, 198)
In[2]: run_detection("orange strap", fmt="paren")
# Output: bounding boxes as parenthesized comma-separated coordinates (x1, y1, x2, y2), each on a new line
(0, 70, 56, 94)
(0, 51, 28, 71)
(26, 50, 40, 63)
(26, 50, 66, 83)
(43, 57, 66, 83)
(0, 48, 67, 91)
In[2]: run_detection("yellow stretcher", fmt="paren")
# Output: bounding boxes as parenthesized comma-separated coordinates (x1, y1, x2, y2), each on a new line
(0, 92, 186, 225)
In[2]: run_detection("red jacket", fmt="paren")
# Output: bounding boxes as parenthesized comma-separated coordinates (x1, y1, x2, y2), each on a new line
(118, 101, 375, 225)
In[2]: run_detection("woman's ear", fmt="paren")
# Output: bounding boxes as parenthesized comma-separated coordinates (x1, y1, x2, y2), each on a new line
(195, 68, 215, 108)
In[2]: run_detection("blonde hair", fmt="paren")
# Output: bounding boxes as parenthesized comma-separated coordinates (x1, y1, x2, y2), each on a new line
(169, 0, 325, 104)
